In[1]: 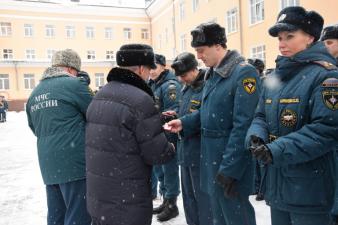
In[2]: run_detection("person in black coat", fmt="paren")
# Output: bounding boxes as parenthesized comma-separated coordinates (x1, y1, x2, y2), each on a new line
(85, 44, 176, 225)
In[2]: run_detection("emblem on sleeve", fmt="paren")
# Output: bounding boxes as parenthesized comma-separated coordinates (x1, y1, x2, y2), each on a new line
(280, 109, 297, 127)
(243, 77, 256, 94)
(322, 89, 338, 110)
(168, 84, 177, 101)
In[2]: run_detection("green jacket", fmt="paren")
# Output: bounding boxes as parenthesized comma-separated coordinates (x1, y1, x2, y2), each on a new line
(26, 67, 92, 185)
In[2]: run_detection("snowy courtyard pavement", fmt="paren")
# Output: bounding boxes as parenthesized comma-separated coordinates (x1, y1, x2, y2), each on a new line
(0, 112, 271, 225)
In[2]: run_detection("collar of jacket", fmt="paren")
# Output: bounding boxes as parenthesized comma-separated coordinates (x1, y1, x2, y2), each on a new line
(41, 67, 73, 80)
(106, 67, 154, 98)
(275, 42, 338, 81)
(153, 69, 170, 85)
(183, 69, 206, 92)
(214, 50, 245, 78)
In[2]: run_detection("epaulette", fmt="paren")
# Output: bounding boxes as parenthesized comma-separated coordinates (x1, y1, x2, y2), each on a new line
(313, 61, 337, 70)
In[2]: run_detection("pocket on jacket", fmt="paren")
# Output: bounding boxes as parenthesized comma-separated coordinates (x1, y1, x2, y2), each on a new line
(281, 164, 327, 206)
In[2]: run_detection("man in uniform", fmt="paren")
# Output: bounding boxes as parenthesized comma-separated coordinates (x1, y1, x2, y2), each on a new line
(321, 25, 338, 63)
(166, 22, 260, 225)
(170, 52, 213, 225)
(148, 54, 181, 222)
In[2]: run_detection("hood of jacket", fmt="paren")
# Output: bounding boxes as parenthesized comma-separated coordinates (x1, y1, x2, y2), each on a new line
(275, 42, 337, 80)
(106, 67, 154, 98)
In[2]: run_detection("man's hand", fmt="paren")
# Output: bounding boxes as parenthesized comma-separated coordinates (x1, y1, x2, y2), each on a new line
(216, 173, 238, 198)
(164, 119, 183, 133)
(252, 145, 273, 164)
(249, 135, 264, 152)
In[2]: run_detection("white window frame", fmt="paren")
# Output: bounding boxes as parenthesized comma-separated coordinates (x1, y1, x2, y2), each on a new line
(192, 0, 199, 12)
(226, 8, 238, 34)
(65, 25, 75, 39)
(0, 22, 12, 36)
(106, 50, 114, 60)
(179, 1, 185, 21)
(280, 0, 299, 9)
(87, 50, 96, 60)
(123, 28, 131, 40)
(180, 34, 187, 52)
(249, 0, 264, 25)
(0, 74, 9, 90)
(86, 26, 95, 39)
(24, 24, 33, 37)
(95, 73, 104, 88)
(45, 25, 55, 38)
(46, 49, 56, 60)
(24, 74, 35, 90)
(25, 49, 36, 60)
(141, 28, 149, 39)
(250, 44, 266, 62)
(3, 49, 13, 60)
(105, 27, 113, 40)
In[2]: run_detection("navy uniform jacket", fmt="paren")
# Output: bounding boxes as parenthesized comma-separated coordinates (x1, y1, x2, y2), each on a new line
(246, 42, 338, 214)
(181, 50, 260, 196)
(177, 69, 205, 167)
(149, 69, 181, 143)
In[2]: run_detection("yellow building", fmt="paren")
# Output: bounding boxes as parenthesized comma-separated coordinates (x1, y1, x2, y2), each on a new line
(1, 0, 337, 110)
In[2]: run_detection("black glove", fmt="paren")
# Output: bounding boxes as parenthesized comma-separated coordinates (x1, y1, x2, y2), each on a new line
(330, 216, 338, 225)
(160, 114, 177, 125)
(252, 144, 273, 164)
(249, 135, 264, 152)
(216, 173, 238, 198)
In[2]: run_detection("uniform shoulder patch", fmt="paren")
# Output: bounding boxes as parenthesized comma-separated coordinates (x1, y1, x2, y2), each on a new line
(168, 83, 177, 101)
(242, 77, 256, 94)
(322, 78, 338, 88)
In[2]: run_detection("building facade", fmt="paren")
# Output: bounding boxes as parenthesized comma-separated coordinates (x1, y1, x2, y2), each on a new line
(1, 0, 337, 110)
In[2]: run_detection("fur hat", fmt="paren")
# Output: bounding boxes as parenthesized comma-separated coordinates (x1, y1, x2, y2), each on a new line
(247, 58, 265, 74)
(321, 25, 338, 41)
(116, 44, 156, 69)
(269, 6, 324, 42)
(191, 22, 226, 47)
(155, 54, 166, 66)
(51, 49, 81, 71)
(171, 52, 198, 76)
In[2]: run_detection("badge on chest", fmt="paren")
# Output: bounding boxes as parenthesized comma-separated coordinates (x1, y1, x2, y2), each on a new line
(280, 109, 297, 127)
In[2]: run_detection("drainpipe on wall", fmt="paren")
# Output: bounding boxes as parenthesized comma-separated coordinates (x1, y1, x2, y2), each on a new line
(14, 61, 19, 91)
(238, 0, 244, 54)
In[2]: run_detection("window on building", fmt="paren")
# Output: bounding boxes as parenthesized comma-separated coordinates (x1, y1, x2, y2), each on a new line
(123, 28, 131, 40)
(158, 34, 162, 49)
(24, 24, 33, 37)
(25, 49, 36, 60)
(250, 0, 264, 24)
(0, 74, 9, 90)
(87, 50, 95, 60)
(47, 49, 56, 60)
(95, 73, 104, 88)
(180, 34, 186, 51)
(0, 22, 12, 36)
(45, 25, 55, 38)
(251, 45, 266, 62)
(226, 8, 238, 34)
(24, 74, 35, 90)
(106, 50, 114, 60)
(179, 1, 185, 21)
(3, 49, 13, 60)
(281, 0, 299, 9)
(105, 27, 113, 40)
(192, 0, 199, 12)
(65, 25, 75, 38)
(86, 27, 95, 39)
(141, 29, 149, 39)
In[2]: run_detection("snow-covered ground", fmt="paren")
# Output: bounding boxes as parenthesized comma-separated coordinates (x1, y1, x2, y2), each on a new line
(0, 112, 271, 225)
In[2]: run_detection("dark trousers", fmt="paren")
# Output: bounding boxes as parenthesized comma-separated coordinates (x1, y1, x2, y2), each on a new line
(181, 166, 213, 225)
(210, 194, 256, 225)
(0, 112, 5, 122)
(153, 154, 180, 199)
(270, 208, 330, 225)
(46, 179, 91, 225)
